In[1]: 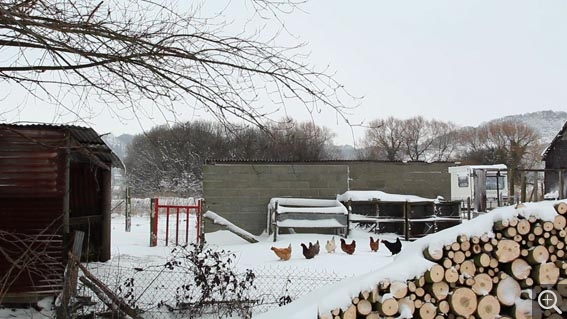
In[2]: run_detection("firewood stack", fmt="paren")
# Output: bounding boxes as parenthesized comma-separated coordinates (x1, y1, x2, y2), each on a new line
(319, 202, 567, 319)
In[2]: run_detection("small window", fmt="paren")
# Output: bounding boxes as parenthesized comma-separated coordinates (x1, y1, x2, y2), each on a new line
(458, 176, 469, 188)
(486, 176, 506, 190)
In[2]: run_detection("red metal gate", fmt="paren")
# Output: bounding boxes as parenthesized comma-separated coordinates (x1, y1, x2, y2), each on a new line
(150, 198, 203, 247)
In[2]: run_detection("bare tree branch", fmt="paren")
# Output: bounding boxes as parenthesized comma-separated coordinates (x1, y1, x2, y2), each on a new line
(0, 0, 357, 129)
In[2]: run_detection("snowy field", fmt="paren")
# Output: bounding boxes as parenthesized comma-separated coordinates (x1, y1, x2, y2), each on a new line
(1, 199, 566, 319)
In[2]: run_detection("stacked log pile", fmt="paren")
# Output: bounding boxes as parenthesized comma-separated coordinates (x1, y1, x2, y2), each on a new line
(319, 202, 567, 319)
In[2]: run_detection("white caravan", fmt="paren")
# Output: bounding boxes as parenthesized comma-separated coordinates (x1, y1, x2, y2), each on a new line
(448, 164, 508, 211)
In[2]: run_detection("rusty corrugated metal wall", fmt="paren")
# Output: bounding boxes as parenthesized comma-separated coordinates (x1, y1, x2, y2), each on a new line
(0, 127, 67, 302)
(0, 124, 119, 303)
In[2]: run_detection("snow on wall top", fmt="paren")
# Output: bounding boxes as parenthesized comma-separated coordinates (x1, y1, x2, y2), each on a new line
(255, 200, 566, 319)
(336, 190, 434, 203)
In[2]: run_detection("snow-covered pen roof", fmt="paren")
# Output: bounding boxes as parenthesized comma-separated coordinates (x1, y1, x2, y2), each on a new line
(268, 197, 343, 208)
(275, 205, 347, 215)
(336, 190, 434, 203)
(255, 200, 566, 319)
(277, 218, 347, 228)
(268, 197, 348, 215)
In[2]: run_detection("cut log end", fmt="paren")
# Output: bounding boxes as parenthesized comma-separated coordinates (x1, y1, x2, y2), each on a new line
(449, 287, 477, 317)
(554, 202, 567, 215)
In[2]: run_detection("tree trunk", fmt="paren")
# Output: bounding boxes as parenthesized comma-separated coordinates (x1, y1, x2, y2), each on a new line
(377, 297, 398, 317)
(554, 202, 567, 214)
(527, 245, 549, 264)
(516, 219, 531, 235)
(471, 273, 493, 296)
(428, 281, 449, 301)
(356, 299, 372, 316)
(425, 264, 445, 283)
(476, 295, 500, 319)
(495, 239, 520, 263)
(390, 281, 408, 299)
(448, 287, 477, 317)
(423, 246, 443, 261)
(505, 258, 531, 280)
(459, 260, 476, 278)
(342, 305, 356, 319)
(533, 262, 560, 285)
(418, 302, 436, 319)
(495, 277, 520, 306)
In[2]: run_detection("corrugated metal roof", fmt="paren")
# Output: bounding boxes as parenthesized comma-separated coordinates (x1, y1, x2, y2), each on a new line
(542, 120, 567, 160)
(0, 123, 124, 169)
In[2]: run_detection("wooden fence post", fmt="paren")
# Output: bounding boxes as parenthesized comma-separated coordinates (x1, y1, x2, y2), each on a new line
(150, 198, 158, 247)
(125, 187, 131, 232)
(560, 169, 565, 199)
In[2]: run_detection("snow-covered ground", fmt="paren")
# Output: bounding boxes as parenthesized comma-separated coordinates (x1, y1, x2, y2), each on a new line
(1, 199, 566, 319)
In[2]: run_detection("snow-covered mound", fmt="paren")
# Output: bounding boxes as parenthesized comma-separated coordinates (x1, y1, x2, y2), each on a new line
(255, 200, 566, 319)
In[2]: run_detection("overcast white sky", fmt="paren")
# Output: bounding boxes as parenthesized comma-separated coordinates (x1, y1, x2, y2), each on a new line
(3, 0, 567, 145)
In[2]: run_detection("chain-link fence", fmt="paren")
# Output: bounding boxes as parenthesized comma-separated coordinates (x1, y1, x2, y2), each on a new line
(75, 261, 352, 318)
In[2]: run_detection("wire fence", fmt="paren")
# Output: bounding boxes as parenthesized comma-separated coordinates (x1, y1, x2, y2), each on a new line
(75, 261, 352, 318)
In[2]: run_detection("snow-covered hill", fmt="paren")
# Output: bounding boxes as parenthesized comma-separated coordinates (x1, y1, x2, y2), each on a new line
(101, 133, 134, 160)
(487, 110, 567, 144)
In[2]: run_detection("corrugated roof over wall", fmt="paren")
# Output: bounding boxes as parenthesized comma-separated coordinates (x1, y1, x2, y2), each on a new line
(0, 124, 123, 170)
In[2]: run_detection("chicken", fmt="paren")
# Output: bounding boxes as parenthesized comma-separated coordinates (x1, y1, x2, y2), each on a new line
(309, 240, 321, 255)
(369, 236, 380, 252)
(340, 238, 356, 255)
(325, 236, 336, 253)
(271, 244, 292, 261)
(381, 237, 402, 256)
(301, 243, 317, 259)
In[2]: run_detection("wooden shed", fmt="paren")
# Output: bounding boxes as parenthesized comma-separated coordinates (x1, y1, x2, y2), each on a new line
(542, 120, 567, 200)
(0, 124, 123, 303)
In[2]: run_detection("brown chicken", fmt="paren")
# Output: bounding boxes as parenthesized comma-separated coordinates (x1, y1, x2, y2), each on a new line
(271, 244, 292, 261)
(309, 240, 321, 255)
(369, 236, 380, 252)
(340, 238, 356, 255)
(301, 243, 318, 259)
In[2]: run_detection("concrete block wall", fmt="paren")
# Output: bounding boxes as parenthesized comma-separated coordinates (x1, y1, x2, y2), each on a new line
(203, 164, 349, 235)
(348, 161, 452, 199)
(202, 161, 454, 235)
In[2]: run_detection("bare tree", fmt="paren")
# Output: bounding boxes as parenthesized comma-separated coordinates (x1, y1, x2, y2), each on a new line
(427, 119, 459, 161)
(359, 117, 405, 160)
(125, 119, 336, 197)
(266, 117, 336, 161)
(459, 120, 541, 169)
(359, 116, 458, 161)
(0, 0, 355, 129)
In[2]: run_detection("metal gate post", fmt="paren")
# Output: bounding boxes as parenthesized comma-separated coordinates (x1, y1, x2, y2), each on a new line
(185, 207, 190, 244)
(175, 207, 180, 245)
(165, 207, 170, 246)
